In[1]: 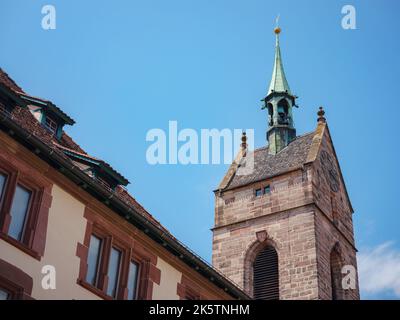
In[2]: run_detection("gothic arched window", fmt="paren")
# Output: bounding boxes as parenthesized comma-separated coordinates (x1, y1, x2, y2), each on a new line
(330, 248, 343, 300)
(253, 245, 279, 300)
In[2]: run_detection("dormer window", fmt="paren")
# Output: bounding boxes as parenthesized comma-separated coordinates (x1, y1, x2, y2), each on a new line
(19, 93, 76, 140)
(59, 147, 130, 190)
(44, 116, 58, 135)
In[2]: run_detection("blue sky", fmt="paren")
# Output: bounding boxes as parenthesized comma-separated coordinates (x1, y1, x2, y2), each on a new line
(1, 0, 399, 299)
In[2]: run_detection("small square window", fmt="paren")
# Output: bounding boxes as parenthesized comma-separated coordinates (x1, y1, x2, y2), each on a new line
(264, 185, 271, 194)
(255, 189, 262, 197)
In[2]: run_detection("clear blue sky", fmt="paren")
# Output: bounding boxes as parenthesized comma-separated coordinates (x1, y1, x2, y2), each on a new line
(1, 0, 399, 299)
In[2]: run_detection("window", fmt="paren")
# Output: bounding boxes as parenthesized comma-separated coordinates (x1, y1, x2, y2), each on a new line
(86, 235, 103, 287)
(0, 159, 52, 259)
(0, 288, 10, 300)
(253, 246, 279, 300)
(8, 185, 32, 241)
(255, 185, 271, 197)
(107, 247, 122, 298)
(0, 163, 51, 258)
(0, 258, 34, 300)
(78, 212, 161, 300)
(0, 174, 6, 201)
(277, 99, 289, 125)
(127, 261, 139, 300)
(267, 103, 273, 126)
(81, 230, 144, 300)
(330, 248, 343, 300)
(44, 116, 58, 135)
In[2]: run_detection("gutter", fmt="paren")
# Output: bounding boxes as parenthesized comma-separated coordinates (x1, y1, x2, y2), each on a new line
(0, 110, 250, 300)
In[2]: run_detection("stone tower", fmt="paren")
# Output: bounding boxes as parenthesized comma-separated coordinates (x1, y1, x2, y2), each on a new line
(212, 27, 359, 300)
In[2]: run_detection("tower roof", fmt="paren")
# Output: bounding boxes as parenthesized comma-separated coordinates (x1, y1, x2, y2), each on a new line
(267, 28, 291, 96)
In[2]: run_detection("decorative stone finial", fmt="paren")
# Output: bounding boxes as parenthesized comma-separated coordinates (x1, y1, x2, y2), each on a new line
(317, 106, 326, 123)
(241, 131, 247, 154)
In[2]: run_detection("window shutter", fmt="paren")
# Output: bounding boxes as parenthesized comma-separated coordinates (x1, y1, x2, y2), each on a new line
(253, 246, 279, 300)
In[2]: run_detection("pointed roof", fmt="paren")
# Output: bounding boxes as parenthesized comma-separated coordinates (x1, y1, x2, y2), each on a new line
(267, 28, 291, 96)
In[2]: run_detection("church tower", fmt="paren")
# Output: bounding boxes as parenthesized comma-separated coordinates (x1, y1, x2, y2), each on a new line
(263, 26, 296, 155)
(212, 27, 360, 300)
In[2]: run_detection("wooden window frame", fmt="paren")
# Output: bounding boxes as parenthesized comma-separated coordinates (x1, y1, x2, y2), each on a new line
(126, 258, 140, 300)
(77, 222, 157, 300)
(0, 160, 52, 260)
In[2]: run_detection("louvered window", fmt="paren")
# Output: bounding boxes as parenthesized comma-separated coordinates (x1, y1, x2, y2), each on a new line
(253, 246, 279, 300)
(330, 250, 343, 300)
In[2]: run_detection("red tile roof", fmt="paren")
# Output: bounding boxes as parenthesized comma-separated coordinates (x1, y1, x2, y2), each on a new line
(0, 68, 24, 93)
(0, 68, 169, 235)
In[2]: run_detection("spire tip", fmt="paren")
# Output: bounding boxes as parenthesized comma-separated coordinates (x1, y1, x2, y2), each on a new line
(274, 14, 281, 34)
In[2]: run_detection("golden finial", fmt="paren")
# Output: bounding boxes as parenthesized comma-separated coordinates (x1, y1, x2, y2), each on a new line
(274, 14, 281, 34)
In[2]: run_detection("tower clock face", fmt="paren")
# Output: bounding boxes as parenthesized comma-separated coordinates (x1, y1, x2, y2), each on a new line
(320, 150, 340, 192)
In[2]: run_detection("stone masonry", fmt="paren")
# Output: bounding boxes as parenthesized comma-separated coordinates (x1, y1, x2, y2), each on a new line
(212, 121, 360, 300)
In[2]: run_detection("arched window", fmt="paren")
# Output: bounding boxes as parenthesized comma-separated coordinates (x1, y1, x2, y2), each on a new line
(267, 103, 273, 126)
(253, 246, 279, 300)
(330, 248, 343, 300)
(277, 99, 289, 125)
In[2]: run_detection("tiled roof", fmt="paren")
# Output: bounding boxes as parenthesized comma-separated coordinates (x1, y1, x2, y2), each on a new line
(0, 68, 24, 93)
(222, 132, 315, 191)
(0, 68, 166, 233)
(0, 67, 249, 299)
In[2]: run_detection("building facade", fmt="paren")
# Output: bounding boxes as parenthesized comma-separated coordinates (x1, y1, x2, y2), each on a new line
(0, 69, 248, 300)
(0, 27, 359, 301)
(212, 28, 360, 300)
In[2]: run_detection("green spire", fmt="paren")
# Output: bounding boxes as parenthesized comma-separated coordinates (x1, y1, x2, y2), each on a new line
(267, 28, 291, 96)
